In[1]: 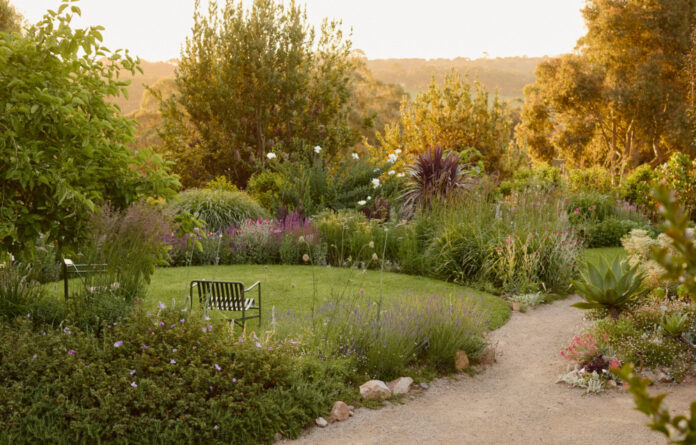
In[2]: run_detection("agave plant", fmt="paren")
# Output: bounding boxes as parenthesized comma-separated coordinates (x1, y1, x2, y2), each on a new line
(660, 312, 689, 338)
(571, 257, 644, 319)
(401, 145, 467, 216)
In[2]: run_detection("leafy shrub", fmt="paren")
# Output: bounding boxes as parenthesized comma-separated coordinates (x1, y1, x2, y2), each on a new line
(572, 257, 644, 319)
(622, 229, 675, 288)
(0, 307, 357, 444)
(565, 191, 614, 225)
(173, 189, 269, 231)
(660, 152, 696, 218)
(498, 162, 563, 195)
(619, 164, 658, 215)
(205, 175, 238, 192)
(568, 166, 613, 193)
(585, 218, 645, 248)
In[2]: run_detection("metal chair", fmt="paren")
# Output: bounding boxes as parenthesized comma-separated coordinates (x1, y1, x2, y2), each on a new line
(189, 279, 261, 328)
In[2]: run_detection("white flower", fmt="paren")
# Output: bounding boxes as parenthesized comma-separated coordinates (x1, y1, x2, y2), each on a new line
(352, 153, 359, 160)
(314, 145, 322, 154)
(395, 149, 402, 155)
(266, 152, 276, 159)
(388, 170, 395, 176)
(371, 178, 380, 188)
(397, 172, 405, 178)
(387, 153, 398, 163)
(367, 196, 372, 201)
(357, 200, 367, 206)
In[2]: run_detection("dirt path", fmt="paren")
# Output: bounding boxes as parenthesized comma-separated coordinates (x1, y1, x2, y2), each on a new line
(287, 296, 696, 445)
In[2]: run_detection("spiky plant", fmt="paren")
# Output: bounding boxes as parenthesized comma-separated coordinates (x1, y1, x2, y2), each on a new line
(402, 146, 466, 215)
(571, 257, 644, 319)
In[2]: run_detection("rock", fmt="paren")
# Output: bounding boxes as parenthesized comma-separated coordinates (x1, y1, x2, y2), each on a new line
(274, 432, 283, 441)
(359, 380, 391, 400)
(657, 370, 673, 383)
(511, 301, 521, 311)
(328, 401, 351, 422)
(419, 382, 429, 390)
(348, 405, 355, 411)
(455, 350, 470, 371)
(478, 347, 496, 367)
(315, 417, 328, 427)
(387, 377, 414, 395)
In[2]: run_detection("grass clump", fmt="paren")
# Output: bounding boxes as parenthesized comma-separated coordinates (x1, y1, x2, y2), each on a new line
(173, 189, 269, 231)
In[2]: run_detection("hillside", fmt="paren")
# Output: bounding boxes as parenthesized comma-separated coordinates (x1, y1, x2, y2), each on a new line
(114, 56, 541, 114)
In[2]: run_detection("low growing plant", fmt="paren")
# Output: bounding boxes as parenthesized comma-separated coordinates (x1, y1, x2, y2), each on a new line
(572, 257, 644, 319)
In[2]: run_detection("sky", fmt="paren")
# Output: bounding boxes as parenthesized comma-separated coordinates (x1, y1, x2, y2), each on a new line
(13, 0, 587, 62)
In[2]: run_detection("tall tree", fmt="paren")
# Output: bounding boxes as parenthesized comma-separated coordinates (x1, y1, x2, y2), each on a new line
(0, 2, 179, 255)
(374, 71, 512, 172)
(159, 0, 356, 187)
(517, 0, 696, 173)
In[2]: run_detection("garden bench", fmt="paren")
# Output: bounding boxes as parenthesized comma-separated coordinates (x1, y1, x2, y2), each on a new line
(62, 258, 116, 299)
(189, 280, 261, 328)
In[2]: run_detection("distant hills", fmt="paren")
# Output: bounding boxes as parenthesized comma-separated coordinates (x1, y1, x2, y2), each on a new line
(114, 56, 543, 115)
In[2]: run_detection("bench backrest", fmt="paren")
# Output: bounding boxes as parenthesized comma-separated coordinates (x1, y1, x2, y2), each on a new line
(191, 280, 246, 311)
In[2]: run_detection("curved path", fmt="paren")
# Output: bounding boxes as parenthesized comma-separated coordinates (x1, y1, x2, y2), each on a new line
(287, 296, 696, 445)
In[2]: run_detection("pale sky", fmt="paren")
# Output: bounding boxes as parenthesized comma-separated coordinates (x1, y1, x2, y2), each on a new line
(13, 0, 587, 61)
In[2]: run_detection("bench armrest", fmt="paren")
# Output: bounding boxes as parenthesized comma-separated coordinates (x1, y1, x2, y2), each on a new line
(244, 281, 260, 292)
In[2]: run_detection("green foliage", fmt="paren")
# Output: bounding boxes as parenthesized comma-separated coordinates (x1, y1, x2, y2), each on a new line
(173, 189, 269, 231)
(159, 0, 356, 187)
(373, 71, 512, 173)
(0, 3, 179, 256)
(620, 164, 658, 213)
(660, 152, 696, 218)
(568, 166, 613, 193)
(661, 312, 689, 338)
(566, 191, 614, 225)
(585, 218, 645, 248)
(0, 308, 356, 444)
(572, 257, 644, 319)
(205, 176, 238, 192)
(0, 264, 65, 326)
(616, 364, 696, 444)
(498, 162, 563, 195)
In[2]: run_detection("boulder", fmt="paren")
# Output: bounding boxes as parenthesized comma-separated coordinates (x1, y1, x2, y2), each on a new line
(455, 350, 470, 371)
(328, 401, 351, 422)
(511, 301, 521, 311)
(359, 380, 391, 400)
(315, 417, 328, 427)
(419, 382, 429, 390)
(387, 377, 413, 395)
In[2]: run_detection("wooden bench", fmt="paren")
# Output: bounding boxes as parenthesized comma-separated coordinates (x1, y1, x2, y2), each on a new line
(62, 258, 115, 299)
(189, 280, 261, 328)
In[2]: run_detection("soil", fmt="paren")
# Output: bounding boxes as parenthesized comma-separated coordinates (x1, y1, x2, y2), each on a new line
(285, 296, 696, 445)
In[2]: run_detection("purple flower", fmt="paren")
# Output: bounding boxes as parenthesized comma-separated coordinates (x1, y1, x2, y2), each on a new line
(31, 354, 37, 359)
(147, 328, 152, 332)
(180, 319, 185, 324)
(131, 382, 138, 388)
(68, 349, 76, 355)
(255, 342, 261, 348)
(141, 344, 149, 350)
(170, 359, 176, 364)
(169, 324, 176, 329)
(214, 363, 221, 371)
(172, 348, 177, 353)
(147, 312, 152, 316)
(268, 346, 273, 351)
(253, 333, 258, 340)
(232, 378, 237, 383)
(204, 315, 211, 321)
(238, 337, 244, 343)
(129, 369, 136, 375)
(26, 313, 31, 318)
(181, 307, 188, 312)
(159, 322, 164, 327)
(202, 327, 207, 333)
(208, 325, 213, 332)
(158, 302, 166, 309)
(209, 386, 214, 392)
(113, 340, 123, 348)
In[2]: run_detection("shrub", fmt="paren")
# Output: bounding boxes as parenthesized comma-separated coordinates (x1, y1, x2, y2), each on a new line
(173, 189, 269, 231)
(585, 218, 644, 248)
(619, 164, 658, 214)
(568, 166, 613, 193)
(0, 264, 65, 326)
(0, 307, 357, 444)
(660, 152, 696, 218)
(622, 229, 675, 288)
(566, 191, 614, 225)
(498, 162, 563, 195)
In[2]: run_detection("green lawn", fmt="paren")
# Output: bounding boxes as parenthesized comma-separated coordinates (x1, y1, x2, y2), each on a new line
(581, 247, 628, 266)
(146, 265, 511, 330)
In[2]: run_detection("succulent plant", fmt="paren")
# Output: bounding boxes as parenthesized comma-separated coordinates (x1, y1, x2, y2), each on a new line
(572, 257, 644, 319)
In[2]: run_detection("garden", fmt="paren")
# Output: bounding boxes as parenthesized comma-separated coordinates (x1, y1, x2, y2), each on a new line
(4, 0, 696, 443)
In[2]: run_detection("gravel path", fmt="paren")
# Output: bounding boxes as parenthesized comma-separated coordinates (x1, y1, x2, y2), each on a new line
(286, 296, 696, 445)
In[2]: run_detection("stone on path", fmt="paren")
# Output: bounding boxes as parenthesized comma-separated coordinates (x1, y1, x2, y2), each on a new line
(329, 401, 351, 422)
(360, 380, 392, 400)
(388, 377, 414, 395)
(478, 347, 496, 367)
(315, 417, 328, 427)
(419, 382, 429, 390)
(455, 350, 470, 371)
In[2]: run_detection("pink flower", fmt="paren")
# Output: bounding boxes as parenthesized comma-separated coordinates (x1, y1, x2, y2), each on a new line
(113, 340, 123, 348)
(68, 349, 76, 355)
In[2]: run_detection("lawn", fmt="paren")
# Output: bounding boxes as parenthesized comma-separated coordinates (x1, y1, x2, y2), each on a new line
(581, 247, 628, 266)
(146, 264, 511, 330)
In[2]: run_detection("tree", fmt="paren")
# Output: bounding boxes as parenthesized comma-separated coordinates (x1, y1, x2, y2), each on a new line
(0, 0, 22, 33)
(0, 2, 179, 256)
(159, 0, 356, 187)
(373, 71, 512, 173)
(517, 0, 696, 174)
